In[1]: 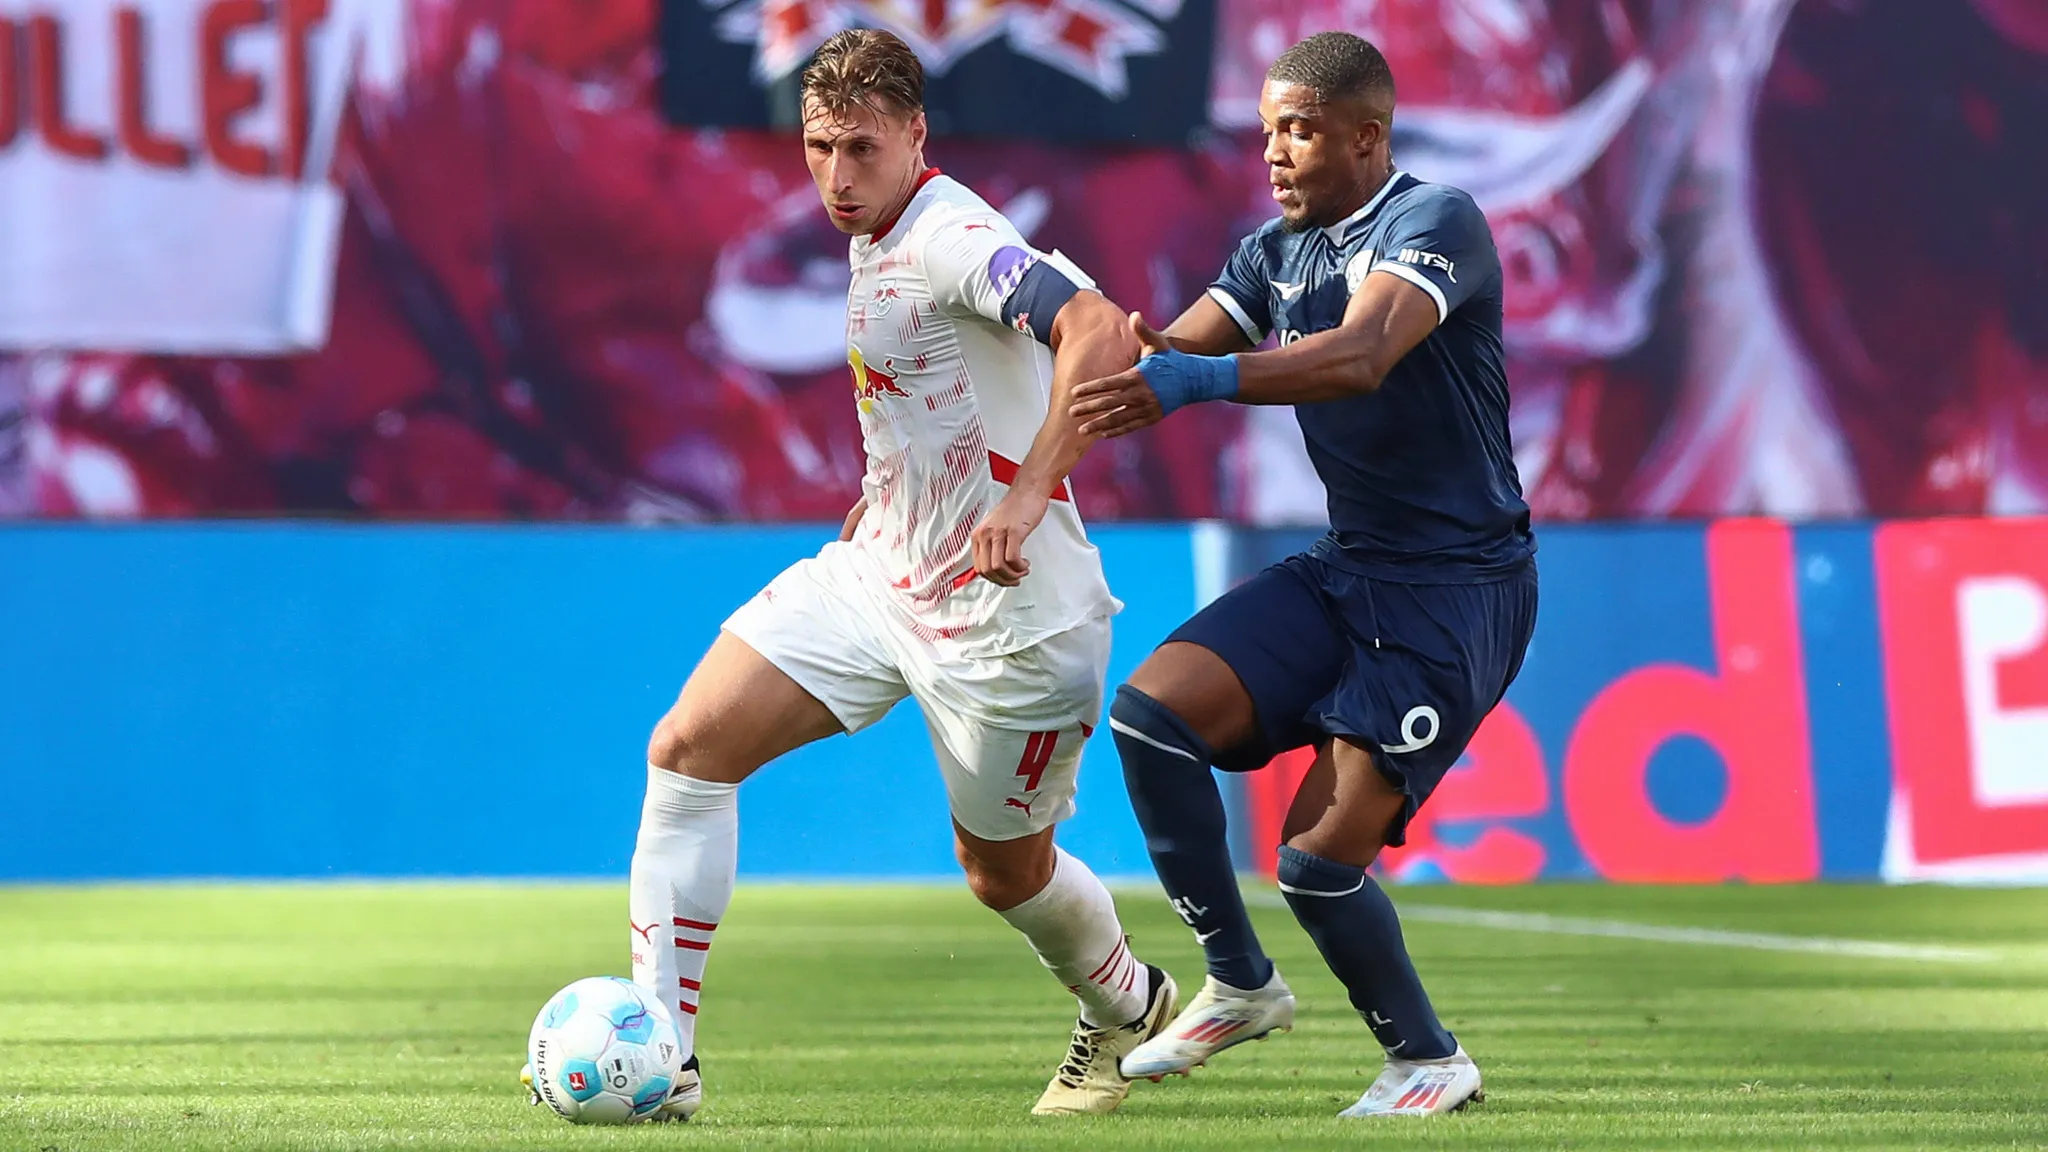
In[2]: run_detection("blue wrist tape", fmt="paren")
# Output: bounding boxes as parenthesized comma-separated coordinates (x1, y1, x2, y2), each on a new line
(1135, 350, 1241, 417)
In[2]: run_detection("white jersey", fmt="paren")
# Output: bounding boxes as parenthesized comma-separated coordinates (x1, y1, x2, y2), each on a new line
(841, 171, 1118, 659)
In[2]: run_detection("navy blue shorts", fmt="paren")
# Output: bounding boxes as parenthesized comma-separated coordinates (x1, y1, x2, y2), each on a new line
(1168, 553, 1538, 846)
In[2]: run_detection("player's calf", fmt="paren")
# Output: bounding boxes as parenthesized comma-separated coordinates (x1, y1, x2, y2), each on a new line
(628, 767, 737, 1066)
(1111, 684, 1275, 992)
(965, 836, 1164, 1114)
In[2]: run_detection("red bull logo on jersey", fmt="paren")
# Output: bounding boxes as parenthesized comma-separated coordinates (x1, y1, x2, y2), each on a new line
(710, 0, 1168, 98)
(849, 345, 912, 413)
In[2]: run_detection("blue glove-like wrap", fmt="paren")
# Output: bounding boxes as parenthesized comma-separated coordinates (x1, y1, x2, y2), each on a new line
(1135, 350, 1241, 417)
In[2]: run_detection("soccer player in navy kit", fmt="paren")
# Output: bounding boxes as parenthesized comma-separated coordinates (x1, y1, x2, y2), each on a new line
(1069, 32, 1537, 1117)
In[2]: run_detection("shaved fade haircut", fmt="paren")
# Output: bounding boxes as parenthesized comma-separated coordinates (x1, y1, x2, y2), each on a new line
(1268, 31, 1396, 120)
(800, 29, 926, 120)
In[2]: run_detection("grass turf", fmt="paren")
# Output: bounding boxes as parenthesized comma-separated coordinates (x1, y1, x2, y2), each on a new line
(2, 882, 2045, 1151)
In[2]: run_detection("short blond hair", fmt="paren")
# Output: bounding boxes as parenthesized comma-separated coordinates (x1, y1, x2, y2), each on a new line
(799, 29, 925, 119)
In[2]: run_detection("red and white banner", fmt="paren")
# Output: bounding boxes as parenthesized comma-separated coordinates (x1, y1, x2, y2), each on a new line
(0, 0, 388, 353)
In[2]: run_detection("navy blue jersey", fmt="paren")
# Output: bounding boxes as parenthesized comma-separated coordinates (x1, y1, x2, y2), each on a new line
(1208, 172, 1534, 581)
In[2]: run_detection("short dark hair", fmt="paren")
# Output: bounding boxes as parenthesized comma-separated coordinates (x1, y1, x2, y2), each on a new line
(800, 29, 925, 119)
(1268, 31, 1395, 115)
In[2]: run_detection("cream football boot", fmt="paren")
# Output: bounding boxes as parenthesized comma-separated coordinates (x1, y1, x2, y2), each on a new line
(1031, 963, 1178, 1115)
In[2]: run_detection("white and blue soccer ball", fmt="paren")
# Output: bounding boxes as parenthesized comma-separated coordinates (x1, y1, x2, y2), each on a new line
(527, 976, 684, 1125)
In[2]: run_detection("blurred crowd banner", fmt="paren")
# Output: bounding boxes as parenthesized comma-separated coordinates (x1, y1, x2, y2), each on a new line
(0, 0, 2043, 523)
(4, 518, 2046, 884)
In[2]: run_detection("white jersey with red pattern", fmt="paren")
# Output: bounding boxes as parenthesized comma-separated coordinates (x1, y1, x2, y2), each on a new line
(842, 171, 1118, 659)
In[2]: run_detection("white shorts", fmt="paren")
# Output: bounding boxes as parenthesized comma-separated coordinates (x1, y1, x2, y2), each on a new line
(723, 541, 1111, 842)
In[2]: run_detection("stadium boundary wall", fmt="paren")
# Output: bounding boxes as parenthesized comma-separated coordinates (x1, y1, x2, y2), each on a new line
(3, 520, 2044, 884)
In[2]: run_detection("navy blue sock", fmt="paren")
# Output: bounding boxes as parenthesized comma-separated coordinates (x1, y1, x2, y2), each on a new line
(1277, 845, 1456, 1060)
(1111, 685, 1275, 992)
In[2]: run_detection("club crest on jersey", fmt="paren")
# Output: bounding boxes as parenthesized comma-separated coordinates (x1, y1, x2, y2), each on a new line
(1346, 251, 1377, 295)
(706, 1, 1170, 99)
(870, 281, 903, 317)
(987, 245, 1040, 299)
(849, 345, 912, 413)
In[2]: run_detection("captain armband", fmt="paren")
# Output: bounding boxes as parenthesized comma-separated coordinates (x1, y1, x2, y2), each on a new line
(999, 252, 1093, 346)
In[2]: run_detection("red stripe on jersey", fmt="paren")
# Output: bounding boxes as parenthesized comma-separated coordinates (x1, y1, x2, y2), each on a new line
(986, 450, 1071, 502)
(948, 566, 980, 591)
(673, 917, 718, 931)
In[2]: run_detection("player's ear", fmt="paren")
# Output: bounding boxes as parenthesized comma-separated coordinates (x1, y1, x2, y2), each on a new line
(908, 109, 928, 152)
(1355, 112, 1384, 159)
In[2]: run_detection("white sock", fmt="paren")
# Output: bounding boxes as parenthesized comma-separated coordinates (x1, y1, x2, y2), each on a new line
(997, 846, 1148, 1028)
(628, 765, 738, 1059)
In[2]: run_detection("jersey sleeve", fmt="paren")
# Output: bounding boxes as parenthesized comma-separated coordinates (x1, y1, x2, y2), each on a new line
(1369, 188, 1498, 324)
(921, 209, 1097, 331)
(1205, 231, 1272, 345)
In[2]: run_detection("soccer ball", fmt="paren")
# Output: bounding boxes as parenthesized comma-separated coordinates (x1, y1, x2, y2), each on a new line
(526, 976, 684, 1124)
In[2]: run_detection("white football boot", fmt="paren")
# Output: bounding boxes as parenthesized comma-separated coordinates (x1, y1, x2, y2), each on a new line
(649, 1055, 703, 1122)
(1031, 963, 1179, 1115)
(1118, 966, 1295, 1081)
(1337, 1044, 1484, 1117)
(521, 1054, 703, 1121)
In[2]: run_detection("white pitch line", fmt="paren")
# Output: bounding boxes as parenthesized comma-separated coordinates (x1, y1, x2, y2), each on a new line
(1241, 892, 1994, 963)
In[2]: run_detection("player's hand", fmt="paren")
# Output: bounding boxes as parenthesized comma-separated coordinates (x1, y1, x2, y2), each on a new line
(971, 490, 1048, 586)
(1070, 313, 1172, 438)
(838, 496, 869, 542)
(1070, 366, 1164, 439)
(1129, 311, 1172, 360)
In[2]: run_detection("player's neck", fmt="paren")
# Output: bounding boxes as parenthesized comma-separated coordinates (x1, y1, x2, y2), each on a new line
(868, 159, 936, 240)
(1322, 161, 1398, 230)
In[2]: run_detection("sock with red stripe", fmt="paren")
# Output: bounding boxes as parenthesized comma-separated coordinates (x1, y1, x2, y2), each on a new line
(628, 765, 738, 1060)
(996, 846, 1148, 1028)
(1277, 845, 1456, 1060)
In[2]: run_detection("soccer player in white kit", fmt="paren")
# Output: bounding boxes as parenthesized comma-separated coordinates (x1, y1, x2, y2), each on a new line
(616, 29, 1176, 1119)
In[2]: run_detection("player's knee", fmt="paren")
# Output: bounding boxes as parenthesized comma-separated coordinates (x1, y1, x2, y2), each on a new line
(955, 837, 1053, 912)
(646, 709, 707, 775)
(1109, 684, 1214, 770)
(1274, 842, 1369, 899)
(1122, 644, 1255, 751)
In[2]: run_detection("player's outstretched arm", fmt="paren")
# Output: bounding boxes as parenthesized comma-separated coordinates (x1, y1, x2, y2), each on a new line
(1075, 189, 1495, 436)
(972, 290, 1140, 585)
(1157, 294, 1259, 357)
(1222, 271, 1442, 402)
(1069, 275, 1439, 437)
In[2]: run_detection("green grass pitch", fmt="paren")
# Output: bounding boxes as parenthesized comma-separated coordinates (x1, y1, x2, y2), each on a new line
(3, 882, 2045, 1151)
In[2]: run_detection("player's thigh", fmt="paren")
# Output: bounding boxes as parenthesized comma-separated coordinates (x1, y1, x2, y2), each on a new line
(908, 620, 1109, 845)
(653, 546, 908, 782)
(1281, 739, 1408, 869)
(1305, 567, 1539, 853)
(651, 632, 845, 783)
(1138, 556, 1349, 768)
(926, 710, 1093, 845)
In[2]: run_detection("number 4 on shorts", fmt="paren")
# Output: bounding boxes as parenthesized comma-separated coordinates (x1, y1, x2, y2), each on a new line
(1014, 731, 1060, 793)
